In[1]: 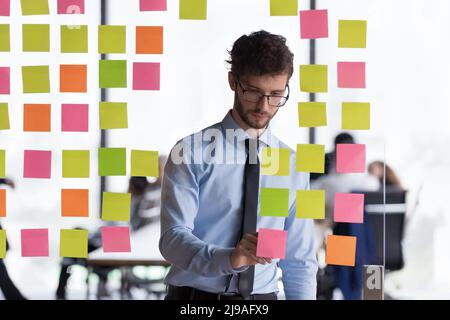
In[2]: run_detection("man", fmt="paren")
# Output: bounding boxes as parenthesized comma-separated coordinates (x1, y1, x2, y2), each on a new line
(159, 30, 317, 300)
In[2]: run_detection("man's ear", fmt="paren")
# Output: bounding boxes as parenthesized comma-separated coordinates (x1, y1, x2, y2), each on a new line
(228, 72, 236, 91)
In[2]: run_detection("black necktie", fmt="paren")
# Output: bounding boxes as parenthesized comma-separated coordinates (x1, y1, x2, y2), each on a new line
(238, 138, 260, 299)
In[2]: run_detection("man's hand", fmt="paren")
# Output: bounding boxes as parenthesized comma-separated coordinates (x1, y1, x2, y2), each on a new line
(230, 233, 272, 269)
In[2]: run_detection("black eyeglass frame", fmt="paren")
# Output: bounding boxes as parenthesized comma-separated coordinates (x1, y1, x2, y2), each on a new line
(235, 75, 290, 108)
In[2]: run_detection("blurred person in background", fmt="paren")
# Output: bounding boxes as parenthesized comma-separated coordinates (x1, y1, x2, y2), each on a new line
(368, 161, 404, 192)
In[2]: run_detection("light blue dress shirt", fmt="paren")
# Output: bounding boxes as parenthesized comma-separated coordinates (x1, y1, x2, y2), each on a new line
(159, 110, 318, 299)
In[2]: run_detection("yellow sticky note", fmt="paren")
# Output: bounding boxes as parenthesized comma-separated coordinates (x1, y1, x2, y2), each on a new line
(261, 148, 290, 176)
(0, 229, 6, 258)
(0, 24, 10, 52)
(22, 66, 50, 93)
(296, 190, 325, 219)
(99, 102, 128, 129)
(342, 102, 370, 130)
(21, 0, 49, 15)
(298, 102, 327, 127)
(0, 150, 5, 178)
(300, 65, 328, 93)
(296, 144, 324, 173)
(0, 103, 10, 130)
(102, 192, 131, 221)
(131, 150, 159, 177)
(179, 0, 207, 20)
(339, 20, 367, 48)
(60, 229, 88, 258)
(270, 0, 298, 16)
(62, 150, 90, 178)
(23, 24, 50, 52)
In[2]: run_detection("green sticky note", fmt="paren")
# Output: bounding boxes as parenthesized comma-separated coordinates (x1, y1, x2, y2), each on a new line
(339, 20, 367, 48)
(179, 0, 207, 20)
(260, 188, 289, 217)
(0, 103, 10, 130)
(23, 24, 50, 52)
(261, 148, 290, 176)
(300, 65, 328, 93)
(99, 102, 128, 129)
(296, 144, 325, 173)
(296, 190, 325, 219)
(61, 25, 88, 53)
(98, 148, 126, 176)
(0, 150, 5, 178)
(98, 25, 126, 54)
(102, 192, 131, 221)
(0, 24, 10, 52)
(60, 229, 88, 258)
(131, 150, 159, 177)
(99, 60, 127, 88)
(270, 0, 298, 16)
(298, 102, 327, 127)
(62, 150, 90, 178)
(342, 102, 370, 130)
(22, 66, 50, 93)
(21, 0, 49, 15)
(0, 229, 6, 259)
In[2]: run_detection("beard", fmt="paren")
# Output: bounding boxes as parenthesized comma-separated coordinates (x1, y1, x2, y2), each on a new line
(234, 95, 276, 129)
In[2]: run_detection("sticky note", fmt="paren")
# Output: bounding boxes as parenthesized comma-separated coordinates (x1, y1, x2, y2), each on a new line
(336, 144, 365, 173)
(140, 0, 166, 11)
(23, 24, 50, 52)
(0, 189, 6, 217)
(23, 104, 51, 132)
(99, 102, 128, 129)
(98, 148, 126, 176)
(261, 148, 290, 176)
(133, 62, 160, 90)
(179, 0, 207, 20)
(270, 0, 297, 16)
(58, 0, 85, 14)
(296, 190, 325, 219)
(60, 65, 87, 93)
(62, 150, 89, 178)
(296, 144, 325, 173)
(98, 25, 126, 54)
(298, 102, 327, 127)
(61, 189, 89, 217)
(326, 235, 357, 267)
(0, 229, 5, 258)
(61, 104, 89, 132)
(22, 66, 50, 93)
(300, 9, 328, 39)
(101, 192, 131, 221)
(24, 150, 51, 179)
(0, 24, 10, 51)
(0, 150, 4, 178)
(60, 229, 88, 258)
(131, 150, 159, 177)
(61, 25, 88, 53)
(0, 103, 10, 130)
(256, 228, 288, 259)
(0, 67, 10, 94)
(300, 65, 328, 93)
(342, 102, 370, 130)
(21, 0, 49, 15)
(0, 0, 10, 16)
(136, 26, 163, 54)
(102, 226, 131, 253)
(334, 193, 364, 223)
(21, 229, 49, 257)
(339, 20, 367, 48)
(99, 60, 127, 88)
(260, 188, 289, 217)
(338, 62, 366, 89)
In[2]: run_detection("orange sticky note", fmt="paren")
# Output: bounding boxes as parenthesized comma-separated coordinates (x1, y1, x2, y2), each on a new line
(0, 189, 6, 217)
(60, 64, 87, 92)
(61, 189, 89, 217)
(23, 104, 51, 132)
(326, 235, 357, 267)
(136, 26, 163, 54)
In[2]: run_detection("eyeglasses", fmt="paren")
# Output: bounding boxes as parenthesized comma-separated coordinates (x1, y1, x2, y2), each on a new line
(235, 76, 290, 107)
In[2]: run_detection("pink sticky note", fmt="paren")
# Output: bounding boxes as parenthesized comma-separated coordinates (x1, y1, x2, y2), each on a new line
(300, 9, 328, 39)
(334, 193, 364, 223)
(24, 150, 52, 179)
(140, 0, 166, 11)
(21, 229, 49, 257)
(0, 0, 10, 16)
(102, 226, 131, 253)
(57, 0, 85, 14)
(0, 67, 9, 94)
(338, 62, 366, 88)
(133, 62, 160, 90)
(256, 228, 288, 259)
(61, 104, 88, 132)
(336, 144, 366, 173)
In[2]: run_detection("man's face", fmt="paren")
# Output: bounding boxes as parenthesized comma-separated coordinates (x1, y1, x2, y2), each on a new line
(230, 73, 289, 129)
